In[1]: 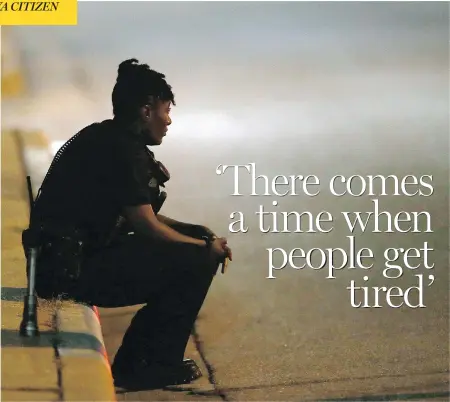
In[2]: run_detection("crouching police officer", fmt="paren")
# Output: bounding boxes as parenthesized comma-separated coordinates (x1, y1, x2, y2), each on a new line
(29, 58, 232, 390)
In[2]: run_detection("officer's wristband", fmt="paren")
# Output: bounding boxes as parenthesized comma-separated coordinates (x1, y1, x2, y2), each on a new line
(202, 235, 213, 249)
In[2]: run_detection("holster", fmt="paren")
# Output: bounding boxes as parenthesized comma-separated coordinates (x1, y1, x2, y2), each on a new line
(22, 225, 85, 298)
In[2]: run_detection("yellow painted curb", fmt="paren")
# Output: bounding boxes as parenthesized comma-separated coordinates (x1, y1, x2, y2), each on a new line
(1, 130, 59, 402)
(56, 304, 116, 401)
(2, 130, 117, 402)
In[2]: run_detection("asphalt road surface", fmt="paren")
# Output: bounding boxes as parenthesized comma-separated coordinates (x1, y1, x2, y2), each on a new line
(100, 187, 449, 401)
(100, 236, 449, 401)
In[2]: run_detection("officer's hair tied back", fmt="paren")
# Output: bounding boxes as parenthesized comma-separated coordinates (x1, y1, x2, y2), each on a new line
(112, 58, 175, 119)
(117, 58, 140, 77)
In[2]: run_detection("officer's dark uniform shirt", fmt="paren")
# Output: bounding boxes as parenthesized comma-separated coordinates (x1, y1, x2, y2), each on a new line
(32, 119, 163, 248)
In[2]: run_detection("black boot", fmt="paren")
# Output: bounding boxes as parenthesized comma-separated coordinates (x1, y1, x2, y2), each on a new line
(112, 357, 203, 390)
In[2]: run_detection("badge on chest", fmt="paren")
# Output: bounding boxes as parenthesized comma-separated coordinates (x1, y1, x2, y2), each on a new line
(148, 177, 159, 188)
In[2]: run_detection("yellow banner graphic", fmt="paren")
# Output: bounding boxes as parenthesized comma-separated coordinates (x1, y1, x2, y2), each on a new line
(0, 0, 77, 25)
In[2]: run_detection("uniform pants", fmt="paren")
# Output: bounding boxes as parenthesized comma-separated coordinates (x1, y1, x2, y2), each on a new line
(71, 229, 219, 366)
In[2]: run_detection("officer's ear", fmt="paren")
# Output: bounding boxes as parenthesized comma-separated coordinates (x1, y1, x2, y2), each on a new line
(140, 96, 157, 121)
(139, 105, 151, 121)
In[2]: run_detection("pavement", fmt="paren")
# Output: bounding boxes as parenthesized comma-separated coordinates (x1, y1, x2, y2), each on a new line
(102, 263, 450, 401)
(101, 306, 220, 401)
(1, 130, 116, 402)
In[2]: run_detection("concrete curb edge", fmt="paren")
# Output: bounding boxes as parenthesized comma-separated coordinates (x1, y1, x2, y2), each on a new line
(15, 130, 116, 402)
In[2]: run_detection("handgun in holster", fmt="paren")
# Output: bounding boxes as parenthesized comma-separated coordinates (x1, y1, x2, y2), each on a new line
(22, 224, 85, 298)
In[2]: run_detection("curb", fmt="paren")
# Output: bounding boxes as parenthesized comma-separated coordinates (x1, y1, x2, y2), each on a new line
(55, 303, 116, 401)
(15, 130, 116, 402)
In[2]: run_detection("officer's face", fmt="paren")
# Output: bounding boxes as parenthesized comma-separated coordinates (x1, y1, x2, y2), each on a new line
(145, 100, 172, 146)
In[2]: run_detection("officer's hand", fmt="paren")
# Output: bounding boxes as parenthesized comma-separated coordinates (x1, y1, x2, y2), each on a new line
(223, 244, 232, 261)
(211, 237, 228, 259)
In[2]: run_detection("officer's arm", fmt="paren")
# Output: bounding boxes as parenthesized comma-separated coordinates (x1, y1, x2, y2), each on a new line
(124, 204, 208, 247)
(157, 215, 216, 238)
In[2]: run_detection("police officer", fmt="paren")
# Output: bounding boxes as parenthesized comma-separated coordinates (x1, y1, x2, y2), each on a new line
(31, 58, 232, 390)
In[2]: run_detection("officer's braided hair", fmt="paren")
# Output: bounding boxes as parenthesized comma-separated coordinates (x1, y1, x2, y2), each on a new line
(112, 58, 175, 119)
